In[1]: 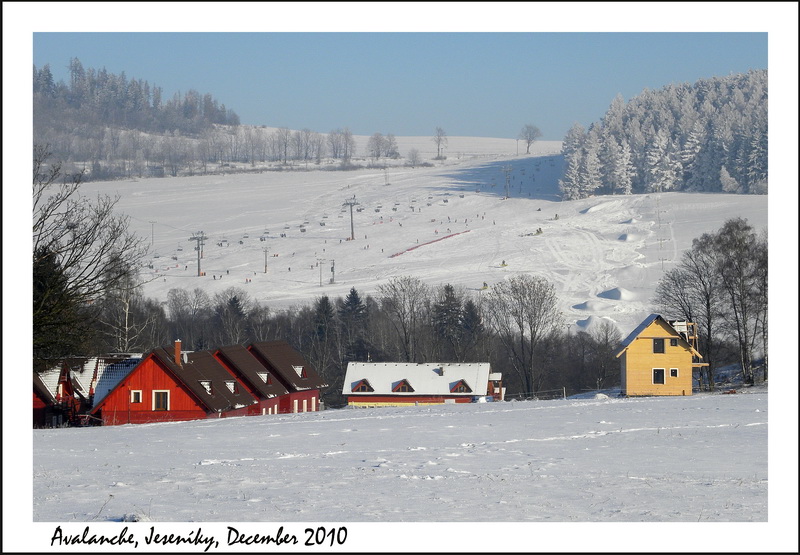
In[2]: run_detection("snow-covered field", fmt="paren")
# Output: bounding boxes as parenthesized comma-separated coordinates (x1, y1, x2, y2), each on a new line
(76, 136, 766, 336)
(25, 387, 794, 553)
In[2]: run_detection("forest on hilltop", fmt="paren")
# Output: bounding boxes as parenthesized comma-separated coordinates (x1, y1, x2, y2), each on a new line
(559, 69, 768, 198)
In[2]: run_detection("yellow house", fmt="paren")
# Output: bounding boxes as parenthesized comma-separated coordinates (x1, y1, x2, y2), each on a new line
(615, 314, 704, 397)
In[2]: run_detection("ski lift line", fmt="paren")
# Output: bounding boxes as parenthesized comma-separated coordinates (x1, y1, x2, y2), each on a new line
(129, 214, 193, 234)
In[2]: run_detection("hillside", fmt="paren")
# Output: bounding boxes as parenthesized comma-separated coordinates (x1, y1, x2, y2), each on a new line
(77, 136, 767, 337)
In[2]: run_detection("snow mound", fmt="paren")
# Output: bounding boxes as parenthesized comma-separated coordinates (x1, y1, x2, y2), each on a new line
(575, 316, 598, 328)
(621, 217, 638, 224)
(593, 393, 610, 400)
(580, 200, 624, 214)
(597, 287, 637, 301)
(572, 300, 605, 311)
(617, 233, 640, 242)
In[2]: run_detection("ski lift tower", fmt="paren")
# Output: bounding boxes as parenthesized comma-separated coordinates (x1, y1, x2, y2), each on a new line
(502, 165, 513, 199)
(189, 231, 207, 276)
(343, 195, 359, 240)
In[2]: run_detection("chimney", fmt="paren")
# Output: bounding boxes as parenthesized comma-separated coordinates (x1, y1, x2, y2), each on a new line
(175, 339, 182, 366)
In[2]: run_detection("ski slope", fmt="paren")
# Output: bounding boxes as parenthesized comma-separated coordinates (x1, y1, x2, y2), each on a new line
(78, 136, 767, 335)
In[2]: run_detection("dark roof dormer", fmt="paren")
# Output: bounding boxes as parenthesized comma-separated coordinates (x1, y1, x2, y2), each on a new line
(449, 379, 472, 394)
(351, 379, 374, 393)
(391, 379, 415, 393)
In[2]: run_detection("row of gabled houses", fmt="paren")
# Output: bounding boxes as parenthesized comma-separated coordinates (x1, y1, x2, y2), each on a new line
(33, 314, 704, 427)
(33, 340, 327, 427)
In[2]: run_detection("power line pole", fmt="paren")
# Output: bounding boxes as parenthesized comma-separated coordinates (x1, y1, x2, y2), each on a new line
(343, 195, 359, 240)
(330, 259, 335, 284)
(262, 246, 269, 273)
(149, 220, 157, 246)
(189, 231, 207, 276)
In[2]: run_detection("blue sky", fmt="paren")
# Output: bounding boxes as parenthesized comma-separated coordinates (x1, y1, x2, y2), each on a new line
(20, 2, 783, 141)
(31, 31, 766, 140)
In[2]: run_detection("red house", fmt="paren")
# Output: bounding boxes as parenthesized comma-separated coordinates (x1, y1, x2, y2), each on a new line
(91, 341, 258, 426)
(33, 358, 94, 427)
(248, 340, 329, 414)
(33, 372, 58, 428)
(90, 340, 328, 426)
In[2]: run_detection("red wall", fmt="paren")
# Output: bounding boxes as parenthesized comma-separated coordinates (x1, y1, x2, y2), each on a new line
(280, 390, 320, 413)
(346, 394, 471, 405)
(33, 391, 50, 428)
(95, 357, 208, 426)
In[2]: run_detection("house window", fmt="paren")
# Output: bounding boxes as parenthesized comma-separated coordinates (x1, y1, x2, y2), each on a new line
(292, 365, 307, 378)
(257, 372, 271, 384)
(153, 390, 170, 411)
(670, 338, 678, 347)
(200, 380, 212, 394)
(130, 390, 142, 403)
(225, 381, 238, 394)
(670, 368, 679, 378)
(653, 338, 665, 353)
(653, 369, 665, 385)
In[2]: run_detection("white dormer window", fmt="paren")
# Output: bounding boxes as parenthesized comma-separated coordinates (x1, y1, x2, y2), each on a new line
(292, 365, 306, 378)
(225, 381, 238, 393)
(200, 380, 211, 394)
(257, 372, 269, 383)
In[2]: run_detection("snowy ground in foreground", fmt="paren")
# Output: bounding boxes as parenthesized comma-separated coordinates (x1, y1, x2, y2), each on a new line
(31, 391, 769, 524)
(21, 387, 795, 552)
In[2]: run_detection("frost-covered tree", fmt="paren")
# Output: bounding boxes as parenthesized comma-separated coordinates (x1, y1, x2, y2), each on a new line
(558, 148, 584, 200)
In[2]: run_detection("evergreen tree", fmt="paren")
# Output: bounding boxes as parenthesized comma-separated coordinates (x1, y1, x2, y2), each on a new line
(432, 284, 464, 360)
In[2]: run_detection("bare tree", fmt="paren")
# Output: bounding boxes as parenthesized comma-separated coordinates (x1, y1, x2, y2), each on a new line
(519, 124, 542, 154)
(378, 276, 429, 362)
(432, 127, 447, 159)
(33, 145, 149, 370)
(713, 218, 762, 385)
(484, 274, 563, 396)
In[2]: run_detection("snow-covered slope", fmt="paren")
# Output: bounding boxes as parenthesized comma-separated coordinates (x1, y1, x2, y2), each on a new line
(79, 136, 766, 335)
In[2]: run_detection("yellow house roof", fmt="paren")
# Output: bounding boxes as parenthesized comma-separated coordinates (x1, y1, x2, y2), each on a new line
(614, 314, 702, 359)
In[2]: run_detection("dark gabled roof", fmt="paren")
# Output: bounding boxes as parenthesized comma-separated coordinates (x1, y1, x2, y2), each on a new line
(248, 340, 328, 391)
(215, 344, 289, 399)
(151, 347, 258, 413)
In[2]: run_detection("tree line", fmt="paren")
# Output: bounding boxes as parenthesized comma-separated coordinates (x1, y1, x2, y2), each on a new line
(34, 59, 454, 181)
(652, 217, 768, 388)
(559, 70, 767, 199)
